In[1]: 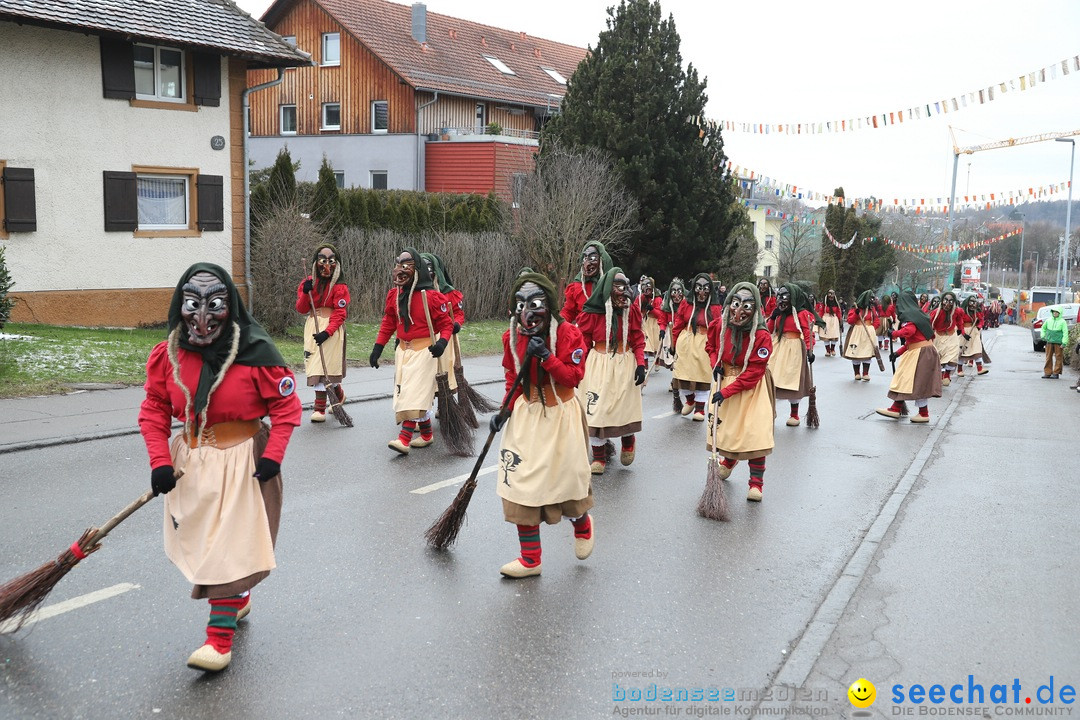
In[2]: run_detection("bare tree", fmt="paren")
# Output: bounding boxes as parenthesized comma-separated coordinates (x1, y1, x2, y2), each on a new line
(718, 205, 762, 284)
(512, 140, 639, 290)
(776, 199, 821, 282)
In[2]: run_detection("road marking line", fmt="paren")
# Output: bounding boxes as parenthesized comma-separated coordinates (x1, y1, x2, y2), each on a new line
(652, 410, 677, 419)
(411, 465, 497, 494)
(0, 582, 139, 633)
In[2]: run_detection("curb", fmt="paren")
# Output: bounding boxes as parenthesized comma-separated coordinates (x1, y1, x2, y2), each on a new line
(0, 377, 504, 456)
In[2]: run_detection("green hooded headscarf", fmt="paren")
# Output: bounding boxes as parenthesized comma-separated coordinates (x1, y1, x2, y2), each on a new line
(688, 272, 716, 334)
(895, 289, 934, 340)
(778, 281, 824, 331)
(572, 241, 614, 283)
(716, 280, 766, 370)
(167, 262, 286, 416)
(421, 252, 454, 294)
(661, 278, 686, 315)
(397, 246, 434, 332)
(582, 267, 624, 315)
(309, 242, 344, 295)
(855, 290, 874, 311)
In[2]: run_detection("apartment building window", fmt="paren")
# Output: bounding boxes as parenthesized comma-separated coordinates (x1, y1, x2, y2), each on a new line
(764, 234, 774, 250)
(136, 173, 190, 230)
(280, 104, 297, 135)
(322, 102, 341, 131)
(372, 100, 388, 133)
(103, 168, 222, 235)
(475, 103, 486, 132)
(334, 172, 345, 189)
(133, 44, 185, 102)
(763, 265, 773, 277)
(322, 33, 340, 66)
(370, 171, 387, 190)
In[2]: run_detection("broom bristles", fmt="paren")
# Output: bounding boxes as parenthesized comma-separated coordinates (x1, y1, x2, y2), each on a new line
(437, 372, 475, 457)
(0, 528, 98, 631)
(424, 478, 478, 550)
(458, 371, 499, 413)
(898, 401, 910, 417)
(325, 384, 353, 427)
(697, 459, 730, 521)
(452, 367, 480, 429)
(672, 386, 683, 413)
(806, 387, 820, 428)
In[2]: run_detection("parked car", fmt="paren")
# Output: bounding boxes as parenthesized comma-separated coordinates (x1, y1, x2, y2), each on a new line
(1031, 303, 1079, 351)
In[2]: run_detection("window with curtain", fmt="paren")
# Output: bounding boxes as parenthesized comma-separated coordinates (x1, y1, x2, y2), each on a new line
(137, 175, 188, 229)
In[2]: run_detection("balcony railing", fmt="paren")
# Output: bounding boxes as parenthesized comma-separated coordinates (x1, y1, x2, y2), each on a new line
(424, 125, 540, 141)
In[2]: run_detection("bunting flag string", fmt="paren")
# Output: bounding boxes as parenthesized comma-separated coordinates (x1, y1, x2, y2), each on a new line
(824, 228, 1022, 253)
(698, 53, 1080, 136)
(908, 248, 990, 268)
(730, 168, 1072, 216)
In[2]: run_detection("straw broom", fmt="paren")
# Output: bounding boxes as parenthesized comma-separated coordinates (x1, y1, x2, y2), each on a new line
(425, 361, 528, 550)
(423, 292, 474, 457)
(697, 398, 730, 521)
(0, 472, 181, 631)
(304, 288, 353, 427)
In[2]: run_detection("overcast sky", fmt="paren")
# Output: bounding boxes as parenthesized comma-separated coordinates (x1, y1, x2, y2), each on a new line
(237, 0, 1080, 210)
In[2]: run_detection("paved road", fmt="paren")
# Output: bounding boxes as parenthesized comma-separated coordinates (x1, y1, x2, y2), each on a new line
(0, 325, 1076, 719)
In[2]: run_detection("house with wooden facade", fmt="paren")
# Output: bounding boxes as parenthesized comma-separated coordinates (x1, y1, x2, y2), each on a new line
(247, 0, 586, 203)
(0, 0, 309, 326)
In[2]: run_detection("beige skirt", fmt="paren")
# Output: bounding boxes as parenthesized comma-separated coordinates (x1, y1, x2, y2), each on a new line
(707, 370, 776, 460)
(581, 349, 642, 437)
(769, 333, 811, 399)
(303, 309, 346, 384)
(820, 315, 841, 341)
(497, 393, 592, 513)
(888, 342, 943, 400)
(933, 331, 961, 365)
(643, 315, 662, 354)
(673, 329, 712, 385)
(842, 322, 877, 360)
(165, 432, 277, 594)
(393, 339, 439, 423)
(960, 325, 983, 360)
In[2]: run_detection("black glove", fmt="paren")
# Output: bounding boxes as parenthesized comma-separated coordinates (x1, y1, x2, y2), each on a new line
(254, 457, 280, 483)
(313, 330, 330, 345)
(526, 335, 552, 360)
(429, 337, 448, 358)
(302, 278, 313, 295)
(963, 334, 971, 341)
(711, 391, 725, 406)
(770, 308, 782, 320)
(489, 413, 507, 434)
(807, 351, 815, 364)
(369, 343, 384, 369)
(635, 365, 646, 385)
(151, 465, 177, 496)
(659, 330, 666, 341)
(452, 322, 461, 335)
(889, 351, 898, 363)
(713, 364, 722, 379)
(956, 327, 963, 336)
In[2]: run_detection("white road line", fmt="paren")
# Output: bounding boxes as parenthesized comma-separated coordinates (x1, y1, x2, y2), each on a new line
(651, 410, 677, 419)
(411, 465, 497, 495)
(0, 582, 139, 634)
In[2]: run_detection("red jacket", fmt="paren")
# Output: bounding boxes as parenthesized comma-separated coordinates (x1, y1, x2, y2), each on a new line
(928, 307, 965, 336)
(639, 296, 663, 324)
(891, 322, 930, 356)
(445, 289, 465, 326)
(375, 288, 454, 345)
(671, 302, 722, 347)
(762, 296, 777, 318)
(501, 322, 587, 405)
(139, 343, 301, 469)
(295, 278, 349, 335)
(561, 280, 595, 324)
(768, 310, 816, 350)
(577, 304, 646, 366)
(706, 326, 773, 399)
(846, 307, 878, 326)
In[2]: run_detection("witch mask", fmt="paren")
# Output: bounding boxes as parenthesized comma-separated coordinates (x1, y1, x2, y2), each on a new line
(180, 271, 229, 347)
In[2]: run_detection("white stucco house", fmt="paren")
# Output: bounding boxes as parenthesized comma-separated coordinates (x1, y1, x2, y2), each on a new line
(0, 0, 309, 326)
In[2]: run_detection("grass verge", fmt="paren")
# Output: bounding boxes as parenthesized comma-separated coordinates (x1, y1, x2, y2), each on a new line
(0, 320, 507, 398)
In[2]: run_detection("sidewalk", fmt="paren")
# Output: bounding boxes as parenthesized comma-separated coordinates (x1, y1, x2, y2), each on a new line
(0, 355, 507, 454)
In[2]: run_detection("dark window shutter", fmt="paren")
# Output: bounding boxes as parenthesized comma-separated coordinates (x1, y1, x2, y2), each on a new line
(103, 171, 138, 231)
(3, 167, 37, 232)
(100, 38, 136, 100)
(192, 53, 221, 107)
(196, 174, 224, 231)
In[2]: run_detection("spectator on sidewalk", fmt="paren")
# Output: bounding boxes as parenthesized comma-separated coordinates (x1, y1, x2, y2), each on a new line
(1040, 307, 1068, 379)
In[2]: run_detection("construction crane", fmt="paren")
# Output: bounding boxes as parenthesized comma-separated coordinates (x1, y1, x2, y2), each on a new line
(944, 126, 1079, 287)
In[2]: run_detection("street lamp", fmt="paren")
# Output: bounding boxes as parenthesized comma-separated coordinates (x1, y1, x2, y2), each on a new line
(1055, 138, 1074, 302)
(1011, 210, 1025, 323)
(1031, 251, 1040, 287)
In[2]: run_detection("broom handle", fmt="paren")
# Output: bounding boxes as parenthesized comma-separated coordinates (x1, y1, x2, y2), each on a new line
(452, 332, 464, 371)
(303, 270, 339, 393)
(87, 468, 184, 546)
(465, 358, 530, 482)
(420, 290, 445, 374)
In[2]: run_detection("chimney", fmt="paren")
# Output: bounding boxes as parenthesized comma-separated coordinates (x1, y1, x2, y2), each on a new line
(411, 3, 426, 44)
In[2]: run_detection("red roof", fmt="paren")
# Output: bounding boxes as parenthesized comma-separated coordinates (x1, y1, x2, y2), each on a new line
(267, 0, 587, 107)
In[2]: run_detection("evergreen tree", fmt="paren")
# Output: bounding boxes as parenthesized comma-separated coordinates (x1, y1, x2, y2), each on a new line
(267, 147, 298, 209)
(346, 189, 369, 228)
(543, 0, 738, 282)
(311, 155, 342, 233)
(0, 244, 15, 330)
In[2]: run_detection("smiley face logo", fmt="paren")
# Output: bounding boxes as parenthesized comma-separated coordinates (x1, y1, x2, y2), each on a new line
(848, 678, 876, 708)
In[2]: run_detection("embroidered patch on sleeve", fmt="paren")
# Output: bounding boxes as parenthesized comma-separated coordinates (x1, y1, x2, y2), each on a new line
(338, 298, 347, 308)
(757, 347, 770, 359)
(278, 377, 295, 397)
(440, 303, 448, 313)
(572, 348, 584, 364)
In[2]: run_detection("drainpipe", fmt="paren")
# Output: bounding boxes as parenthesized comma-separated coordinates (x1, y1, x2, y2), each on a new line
(415, 89, 438, 190)
(242, 68, 285, 313)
